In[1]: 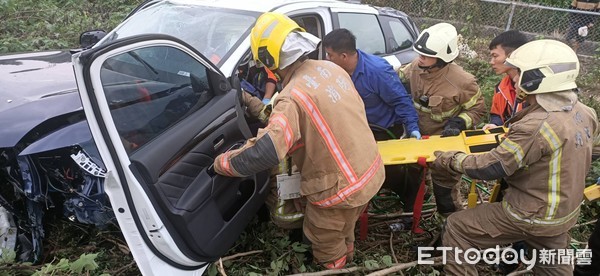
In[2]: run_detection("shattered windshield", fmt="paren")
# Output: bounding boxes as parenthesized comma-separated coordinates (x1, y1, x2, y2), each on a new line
(103, 1, 258, 66)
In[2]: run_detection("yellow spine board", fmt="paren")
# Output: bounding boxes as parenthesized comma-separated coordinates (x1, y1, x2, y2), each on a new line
(377, 127, 507, 165)
(584, 184, 600, 202)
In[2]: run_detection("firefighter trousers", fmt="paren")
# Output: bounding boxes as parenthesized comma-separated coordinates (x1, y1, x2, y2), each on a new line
(303, 202, 366, 265)
(442, 202, 571, 275)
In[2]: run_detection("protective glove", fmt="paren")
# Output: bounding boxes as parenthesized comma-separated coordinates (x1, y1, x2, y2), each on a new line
(441, 117, 467, 137)
(431, 150, 465, 216)
(258, 93, 279, 123)
(431, 150, 465, 174)
(410, 130, 422, 140)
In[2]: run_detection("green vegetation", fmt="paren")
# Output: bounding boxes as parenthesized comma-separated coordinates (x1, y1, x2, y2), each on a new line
(0, 0, 138, 53)
(2, 0, 600, 275)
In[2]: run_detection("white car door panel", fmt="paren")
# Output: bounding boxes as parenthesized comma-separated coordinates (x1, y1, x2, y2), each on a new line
(73, 34, 270, 274)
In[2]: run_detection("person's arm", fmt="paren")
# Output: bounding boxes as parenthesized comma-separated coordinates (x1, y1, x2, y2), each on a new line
(456, 77, 486, 130)
(374, 66, 420, 134)
(214, 98, 301, 177)
(488, 115, 503, 127)
(262, 68, 278, 103)
(433, 121, 542, 180)
(488, 88, 506, 127)
(263, 82, 277, 102)
(242, 91, 266, 118)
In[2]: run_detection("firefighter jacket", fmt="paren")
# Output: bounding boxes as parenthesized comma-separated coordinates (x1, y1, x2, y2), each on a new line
(571, 0, 600, 11)
(438, 94, 599, 235)
(489, 75, 525, 126)
(241, 91, 265, 118)
(401, 59, 486, 135)
(214, 59, 385, 208)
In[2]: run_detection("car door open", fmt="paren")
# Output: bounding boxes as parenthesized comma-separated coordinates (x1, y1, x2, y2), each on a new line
(72, 34, 270, 273)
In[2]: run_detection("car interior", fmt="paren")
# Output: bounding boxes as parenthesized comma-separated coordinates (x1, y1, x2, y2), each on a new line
(96, 43, 270, 261)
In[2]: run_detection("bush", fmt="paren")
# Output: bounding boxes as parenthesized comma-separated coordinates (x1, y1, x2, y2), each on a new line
(0, 0, 139, 53)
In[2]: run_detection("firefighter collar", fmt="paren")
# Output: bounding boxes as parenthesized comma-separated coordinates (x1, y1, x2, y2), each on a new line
(536, 91, 578, 112)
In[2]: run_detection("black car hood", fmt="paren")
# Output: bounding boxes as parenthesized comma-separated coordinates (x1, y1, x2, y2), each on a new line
(0, 50, 84, 148)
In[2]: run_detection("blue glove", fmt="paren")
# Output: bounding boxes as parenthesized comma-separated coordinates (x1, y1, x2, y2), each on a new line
(410, 130, 422, 140)
(262, 98, 271, 105)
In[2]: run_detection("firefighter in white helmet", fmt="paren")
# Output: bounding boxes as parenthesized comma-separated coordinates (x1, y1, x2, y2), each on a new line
(399, 22, 486, 216)
(431, 39, 598, 275)
(213, 12, 385, 269)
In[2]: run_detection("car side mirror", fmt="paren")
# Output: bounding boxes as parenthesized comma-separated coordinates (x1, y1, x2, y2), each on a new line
(79, 30, 107, 48)
(208, 70, 232, 95)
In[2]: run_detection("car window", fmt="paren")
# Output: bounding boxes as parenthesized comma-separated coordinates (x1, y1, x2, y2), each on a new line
(100, 46, 214, 153)
(292, 14, 325, 60)
(381, 15, 414, 52)
(104, 2, 258, 66)
(337, 13, 385, 55)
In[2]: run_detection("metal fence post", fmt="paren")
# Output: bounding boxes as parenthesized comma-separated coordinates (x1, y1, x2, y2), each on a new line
(506, 2, 516, 31)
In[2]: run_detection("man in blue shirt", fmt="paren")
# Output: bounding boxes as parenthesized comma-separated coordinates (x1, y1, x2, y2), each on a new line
(323, 28, 422, 217)
(323, 28, 421, 141)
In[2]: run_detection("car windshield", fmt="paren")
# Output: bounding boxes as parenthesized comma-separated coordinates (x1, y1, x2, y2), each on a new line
(103, 1, 259, 66)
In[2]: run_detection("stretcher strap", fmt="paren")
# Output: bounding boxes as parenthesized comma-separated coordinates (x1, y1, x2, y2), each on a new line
(359, 203, 369, 240)
(412, 156, 428, 234)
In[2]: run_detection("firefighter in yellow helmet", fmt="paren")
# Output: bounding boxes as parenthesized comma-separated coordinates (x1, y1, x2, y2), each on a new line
(430, 39, 598, 275)
(213, 12, 385, 269)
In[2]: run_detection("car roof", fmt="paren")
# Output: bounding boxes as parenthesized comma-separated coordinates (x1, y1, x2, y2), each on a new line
(152, 0, 376, 13)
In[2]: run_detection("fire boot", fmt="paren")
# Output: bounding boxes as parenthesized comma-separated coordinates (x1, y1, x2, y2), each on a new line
(433, 184, 458, 216)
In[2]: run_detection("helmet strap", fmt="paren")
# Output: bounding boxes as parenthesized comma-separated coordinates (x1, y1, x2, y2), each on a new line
(418, 59, 448, 71)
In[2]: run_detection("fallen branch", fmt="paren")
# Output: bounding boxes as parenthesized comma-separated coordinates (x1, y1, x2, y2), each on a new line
(574, 219, 597, 228)
(389, 232, 399, 264)
(287, 256, 443, 276)
(369, 208, 436, 219)
(112, 260, 136, 275)
(365, 257, 443, 276)
(507, 269, 533, 276)
(220, 250, 263, 261)
(428, 232, 441, 247)
(287, 266, 366, 275)
(217, 258, 227, 276)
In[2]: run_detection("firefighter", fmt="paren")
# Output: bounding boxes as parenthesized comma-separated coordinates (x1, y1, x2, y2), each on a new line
(482, 30, 529, 130)
(213, 12, 385, 269)
(400, 23, 486, 215)
(431, 39, 598, 275)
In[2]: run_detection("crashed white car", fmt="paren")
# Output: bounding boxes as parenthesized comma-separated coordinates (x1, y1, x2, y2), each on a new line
(46, 0, 418, 274)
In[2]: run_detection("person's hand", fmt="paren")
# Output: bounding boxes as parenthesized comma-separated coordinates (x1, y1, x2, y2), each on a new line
(262, 98, 271, 105)
(432, 150, 464, 173)
(482, 124, 498, 130)
(410, 130, 422, 140)
(441, 117, 466, 137)
(432, 151, 451, 171)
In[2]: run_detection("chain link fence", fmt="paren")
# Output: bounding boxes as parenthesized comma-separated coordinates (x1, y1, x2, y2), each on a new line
(367, 0, 600, 57)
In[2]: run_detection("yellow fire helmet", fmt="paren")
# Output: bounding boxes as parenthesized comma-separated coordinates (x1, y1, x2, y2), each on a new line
(505, 39, 579, 94)
(250, 12, 305, 71)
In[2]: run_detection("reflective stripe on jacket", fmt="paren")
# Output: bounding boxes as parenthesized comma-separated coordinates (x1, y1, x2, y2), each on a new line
(457, 97, 598, 232)
(402, 59, 486, 135)
(215, 60, 385, 208)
